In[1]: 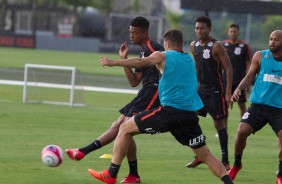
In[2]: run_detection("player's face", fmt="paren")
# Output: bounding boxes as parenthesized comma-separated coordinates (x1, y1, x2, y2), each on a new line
(129, 26, 147, 45)
(228, 27, 239, 41)
(269, 31, 282, 53)
(195, 22, 211, 41)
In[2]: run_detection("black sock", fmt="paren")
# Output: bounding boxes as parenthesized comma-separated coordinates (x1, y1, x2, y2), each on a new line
(277, 160, 282, 176)
(79, 140, 102, 155)
(108, 162, 120, 178)
(234, 154, 242, 167)
(217, 128, 229, 163)
(221, 175, 234, 184)
(128, 160, 139, 177)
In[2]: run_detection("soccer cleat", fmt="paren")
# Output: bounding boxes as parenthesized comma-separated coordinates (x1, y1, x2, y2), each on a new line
(222, 161, 231, 171)
(276, 176, 282, 184)
(186, 156, 203, 168)
(65, 148, 85, 161)
(88, 169, 117, 184)
(228, 165, 242, 180)
(120, 174, 141, 183)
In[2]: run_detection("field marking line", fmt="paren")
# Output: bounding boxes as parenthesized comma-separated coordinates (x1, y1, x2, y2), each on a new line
(0, 79, 138, 94)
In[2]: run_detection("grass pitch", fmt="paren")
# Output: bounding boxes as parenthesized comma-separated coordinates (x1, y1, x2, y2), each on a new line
(0, 48, 278, 184)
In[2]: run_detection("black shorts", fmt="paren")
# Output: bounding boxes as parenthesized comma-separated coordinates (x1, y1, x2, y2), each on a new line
(197, 91, 228, 120)
(241, 103, 282, 135)
(232, 84, 246, 102)
(134, 106, 206, 149)
(119, 86, 160, 117)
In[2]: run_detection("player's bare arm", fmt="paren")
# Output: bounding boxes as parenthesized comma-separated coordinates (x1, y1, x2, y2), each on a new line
(190, 41, 195, 55)
(213, 41, 233, 105)
(100, 51, 164, 71)
(233, 51, 261, 101)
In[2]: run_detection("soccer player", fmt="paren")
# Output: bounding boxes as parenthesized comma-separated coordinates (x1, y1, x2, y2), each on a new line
(90, 29, 234, 184)
(186, 16, 233, 170)
(65, 16, 164, 183)
(228, 30, 282, 183)
(223, 24, 252, 118)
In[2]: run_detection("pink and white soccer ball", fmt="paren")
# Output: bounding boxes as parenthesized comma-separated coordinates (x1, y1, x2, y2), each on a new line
(41, 145, 64, 167)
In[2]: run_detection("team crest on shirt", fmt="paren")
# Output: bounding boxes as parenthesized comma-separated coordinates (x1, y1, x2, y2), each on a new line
(264, 54, 270, 58)
(140, 52, 145, 58)
(224, 42, 229, 46)
(195, 41, 200, 47)
(239, 43, 244, 47)
(203, 49, 211, 59)
(207, 41, 213, 47)
(234, 47, 241, 55)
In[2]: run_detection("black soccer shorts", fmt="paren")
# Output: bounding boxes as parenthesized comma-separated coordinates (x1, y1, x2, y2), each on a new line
(198, 91, 228, 120)
(119, 86, 159, 117)
(134, 106, 206, 149)
(241, 103, 282, 135)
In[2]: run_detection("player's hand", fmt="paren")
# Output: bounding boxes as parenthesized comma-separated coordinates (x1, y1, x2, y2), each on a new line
(232, 88, 241, 101)
(119, 42, 128, 59)
(225, 93, 232, 109)
(100, 56, 114, 67)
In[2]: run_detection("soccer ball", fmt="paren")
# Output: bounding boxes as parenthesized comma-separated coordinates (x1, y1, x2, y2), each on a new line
(41, 145, 64, 167)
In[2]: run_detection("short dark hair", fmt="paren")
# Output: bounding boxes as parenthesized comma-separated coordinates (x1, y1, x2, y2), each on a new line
(196, 16, 211, 28)
(229, 23, 240, 30)
(130, 16, 150, 30)
(164, 29, 183, 47)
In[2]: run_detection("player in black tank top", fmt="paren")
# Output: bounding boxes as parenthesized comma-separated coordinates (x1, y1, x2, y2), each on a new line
(65, 16, 164, 183)
(223, 24, 252, 118)
(187, 16, 233, 171)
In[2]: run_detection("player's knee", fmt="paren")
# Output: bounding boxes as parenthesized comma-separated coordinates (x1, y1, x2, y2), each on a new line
(237, 123, 252, 138)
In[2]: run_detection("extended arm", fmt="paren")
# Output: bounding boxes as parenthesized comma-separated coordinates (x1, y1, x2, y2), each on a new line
(100, 51, 165, 73)
(232, 51, 261, 101)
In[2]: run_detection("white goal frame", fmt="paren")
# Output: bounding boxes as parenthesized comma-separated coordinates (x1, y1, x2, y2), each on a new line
(23, 64, 84, 106)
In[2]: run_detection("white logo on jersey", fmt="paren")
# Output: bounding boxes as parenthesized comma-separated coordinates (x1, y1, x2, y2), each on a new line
(263, 74, 282, 85)
(234, 47, 241, 55)
(195, 41, 200, 47)
(242, 112, 250, 120)
(264, 54, 270, 58)
(224, 42, 229, 46)
(207, 41, 213, 47)
(203, 49, 211, 59)
(239, 43, 244, 47)
(141, 52, 145, 58)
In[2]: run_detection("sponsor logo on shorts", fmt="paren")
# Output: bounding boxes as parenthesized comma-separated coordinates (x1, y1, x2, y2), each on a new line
(189, 134, 205, 147)
(242, 112, 250, 120)
(144, 128, 160, 134)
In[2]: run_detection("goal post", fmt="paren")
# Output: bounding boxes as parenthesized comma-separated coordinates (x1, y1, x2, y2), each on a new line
(23, 64, 85, 106)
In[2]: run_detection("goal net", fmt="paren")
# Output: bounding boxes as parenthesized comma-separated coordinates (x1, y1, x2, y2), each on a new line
(23, 64, 85, 106)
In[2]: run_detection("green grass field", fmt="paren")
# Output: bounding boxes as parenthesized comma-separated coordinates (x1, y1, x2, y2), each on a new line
(0, 47, 278, 184)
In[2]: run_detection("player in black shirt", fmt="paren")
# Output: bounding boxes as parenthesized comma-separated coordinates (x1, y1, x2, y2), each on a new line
(186, 16, 233, 170)
(65, 16, 164, 183)
(223, 24, 252, 118)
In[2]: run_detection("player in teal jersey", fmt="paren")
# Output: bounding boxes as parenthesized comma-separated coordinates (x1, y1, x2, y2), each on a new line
(228, 30, 282, 184)
(88, 29, 234, 184)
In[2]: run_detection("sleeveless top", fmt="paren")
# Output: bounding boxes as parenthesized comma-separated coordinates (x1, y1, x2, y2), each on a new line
(250, 50, 282, 108)
(158, 50, 203, 111)
(223, 40, 252, 84)
(136, 39, 164, 87)
(194, 38, 225, 93)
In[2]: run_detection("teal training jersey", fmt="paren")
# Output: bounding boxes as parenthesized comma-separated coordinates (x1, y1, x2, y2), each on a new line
(250, 50, 282, 108)
(158, 50, 203, 111)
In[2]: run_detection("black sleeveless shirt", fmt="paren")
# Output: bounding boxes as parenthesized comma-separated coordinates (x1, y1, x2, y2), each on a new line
(135, 39, 164, 87)
(193, 38, 225, 93)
